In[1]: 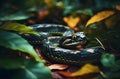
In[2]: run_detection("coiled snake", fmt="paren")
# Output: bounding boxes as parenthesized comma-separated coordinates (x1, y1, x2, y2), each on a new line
(22, 24, 104, 66)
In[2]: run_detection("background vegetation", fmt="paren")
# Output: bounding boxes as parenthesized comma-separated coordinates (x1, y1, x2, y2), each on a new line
(0, 0, 120, 79)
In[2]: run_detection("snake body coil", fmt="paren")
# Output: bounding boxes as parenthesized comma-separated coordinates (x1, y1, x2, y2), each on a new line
(22, 24, 104, 66)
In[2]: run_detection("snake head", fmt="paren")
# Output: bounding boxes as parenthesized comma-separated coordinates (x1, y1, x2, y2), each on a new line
(59, 32, 88, 49)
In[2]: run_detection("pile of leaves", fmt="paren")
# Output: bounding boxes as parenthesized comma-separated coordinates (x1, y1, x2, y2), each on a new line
(0, 0, 120, 79)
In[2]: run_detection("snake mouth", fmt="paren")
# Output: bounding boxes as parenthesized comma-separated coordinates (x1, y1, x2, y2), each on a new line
(62, 39, 81, 46)
(59, 32, 88, 49)
(60, 38, 88, 50)
(63, 39, 87, 46)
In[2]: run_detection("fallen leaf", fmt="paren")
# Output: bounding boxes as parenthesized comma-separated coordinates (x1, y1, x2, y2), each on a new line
(59, 71, 72, 77)
(51, 72, 64, 79)
(63, 16, 80, 29)
(37, 10, 49, 20)
(86, 10, 115, 27)
(58, 64, 100, 77)
(71, 64, 100, 77)
(48, 64, 68, 70)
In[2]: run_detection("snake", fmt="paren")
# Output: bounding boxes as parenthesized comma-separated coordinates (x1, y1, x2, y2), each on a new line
(21, 24, 104, 66)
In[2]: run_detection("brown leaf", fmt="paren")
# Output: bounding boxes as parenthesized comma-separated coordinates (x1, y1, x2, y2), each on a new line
(59, 71, 72, 77)
(51, 72, 64, 79)
(37, 10, 49, 20)
(48, 64, 69, 70)
(86, 10, 115, 27)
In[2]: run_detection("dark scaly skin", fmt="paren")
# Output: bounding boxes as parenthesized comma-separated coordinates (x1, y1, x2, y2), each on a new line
(22, 24, 104, 66)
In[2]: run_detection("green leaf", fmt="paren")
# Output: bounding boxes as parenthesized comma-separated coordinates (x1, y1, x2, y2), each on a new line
(76, 9, 93, 16)
(0, 30, 40, 61)
(101, 53, 116, 68)
(0, 58, 52, 79)
(0, 23, 39, 35)
(64, 6, 73, 15)
(0, 11, 31, 21)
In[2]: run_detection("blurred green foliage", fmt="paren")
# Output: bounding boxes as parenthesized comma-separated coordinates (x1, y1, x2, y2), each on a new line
(95, 53, 120, 79)
(0, 23, 52, 79)
(0, 0, 119, 21)
(0, 0, 120, 79)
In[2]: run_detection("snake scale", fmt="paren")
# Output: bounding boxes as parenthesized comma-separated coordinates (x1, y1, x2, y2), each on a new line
(21, 24, 104, 66)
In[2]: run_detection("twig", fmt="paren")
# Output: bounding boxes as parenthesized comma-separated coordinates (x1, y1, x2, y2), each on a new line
(99, 71, 107, 79)
(95, 37, 105, 50)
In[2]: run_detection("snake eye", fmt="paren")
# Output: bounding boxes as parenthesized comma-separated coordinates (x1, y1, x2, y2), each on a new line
(72, 35, 77, 40)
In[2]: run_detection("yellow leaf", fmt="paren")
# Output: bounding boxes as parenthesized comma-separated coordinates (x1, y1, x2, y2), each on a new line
(44, 0, 55, 8)
(63, 16, 80, 29)
(86, 10, 115, 27)
(56, 1, 64, 8)
(71, 64, 100, 77)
